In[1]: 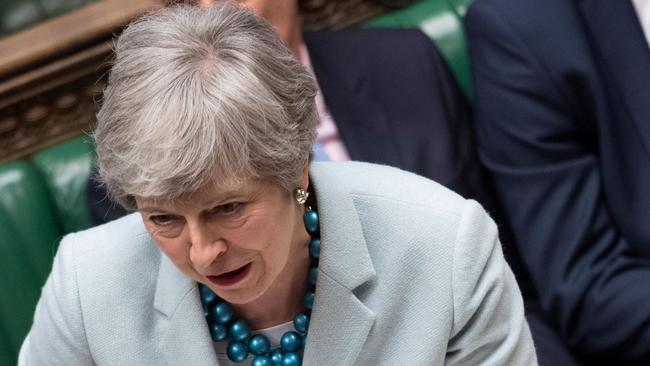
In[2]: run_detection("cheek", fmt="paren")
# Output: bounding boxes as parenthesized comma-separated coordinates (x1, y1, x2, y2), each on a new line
(236, 212, 293, 252)
(152, 235, 192, 268)
(260, 217, 297, 266)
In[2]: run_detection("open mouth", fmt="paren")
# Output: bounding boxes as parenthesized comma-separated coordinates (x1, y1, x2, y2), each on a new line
(207, 263, 252, 287)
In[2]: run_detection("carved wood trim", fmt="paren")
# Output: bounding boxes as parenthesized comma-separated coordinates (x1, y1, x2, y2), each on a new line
(0, 45, 110, 164)
(0, 0, 162, 164)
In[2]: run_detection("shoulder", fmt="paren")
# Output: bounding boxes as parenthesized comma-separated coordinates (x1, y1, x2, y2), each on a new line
(466, 0, 581, 41)
(305, 27, 432, 49)
(467, 0, 574, 21)
(57, 213, 160, 296)
(310, 161, 484, 257)
(312, 162, 504, 315)
(311, 161, 466, 212)
(20, 213, 160, 364)
(64, 212, 155, 263)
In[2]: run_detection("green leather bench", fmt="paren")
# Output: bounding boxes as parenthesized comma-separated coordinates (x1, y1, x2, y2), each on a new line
(0, 162, 60, 366)
(0, 138, 94, 365)
(0, 1, 473, 363)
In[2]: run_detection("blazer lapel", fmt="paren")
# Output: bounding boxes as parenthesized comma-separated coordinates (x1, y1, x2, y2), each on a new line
(303, 273, 376, 365)
(304, 31, 404, 167)
(303, 163, 377, 365)
(154, 254, 219, 365)
(579, 0, 650, 154)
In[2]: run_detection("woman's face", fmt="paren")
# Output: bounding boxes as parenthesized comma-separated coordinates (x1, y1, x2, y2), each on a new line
(136, 177, 309, 305)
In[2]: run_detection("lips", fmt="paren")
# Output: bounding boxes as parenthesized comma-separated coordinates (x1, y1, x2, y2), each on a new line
(207, 263, 252, 287)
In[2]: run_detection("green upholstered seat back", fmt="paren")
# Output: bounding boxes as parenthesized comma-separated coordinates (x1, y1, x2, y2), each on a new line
(0, 162, 62, 365)
(32, 137, 95, 234)
(0, 137, 94, 364)
(447, 0, 474, 16)
(365, 0, 474, 100)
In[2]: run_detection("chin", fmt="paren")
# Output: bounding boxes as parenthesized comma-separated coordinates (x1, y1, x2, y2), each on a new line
(221, 277, 271, 305)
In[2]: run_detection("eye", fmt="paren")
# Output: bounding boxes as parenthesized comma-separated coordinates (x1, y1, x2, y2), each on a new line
(149, 214, 179, 226)
(213, 202, 243, 216)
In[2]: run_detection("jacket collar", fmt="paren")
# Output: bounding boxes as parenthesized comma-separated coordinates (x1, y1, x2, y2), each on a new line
(151, 163, 377, 365)
(303, 162, 377, 365)
(304, 31, 404, 168)
(154, 253, 219, 365)
(579, 0, 650, 155)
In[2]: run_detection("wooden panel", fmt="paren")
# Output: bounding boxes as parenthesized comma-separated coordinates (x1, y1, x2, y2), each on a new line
(0, 0, 161, 79)
(0, 44, 109, 164)
(0, 0, 162, 164)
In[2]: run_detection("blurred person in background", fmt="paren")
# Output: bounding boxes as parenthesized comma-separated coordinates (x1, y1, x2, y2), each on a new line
(466, 0, 650, 364)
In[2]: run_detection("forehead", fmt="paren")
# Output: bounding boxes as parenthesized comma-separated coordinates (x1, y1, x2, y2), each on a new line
(137, 178, 270, 211)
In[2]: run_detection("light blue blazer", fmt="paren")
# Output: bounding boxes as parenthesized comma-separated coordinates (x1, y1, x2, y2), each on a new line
(20, 162, 537, 365)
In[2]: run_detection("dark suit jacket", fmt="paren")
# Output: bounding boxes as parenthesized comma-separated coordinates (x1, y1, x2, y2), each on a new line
(466, 0, 650, 363)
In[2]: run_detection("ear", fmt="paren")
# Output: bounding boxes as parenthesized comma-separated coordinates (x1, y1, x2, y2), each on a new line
(298, 160, 310, 190)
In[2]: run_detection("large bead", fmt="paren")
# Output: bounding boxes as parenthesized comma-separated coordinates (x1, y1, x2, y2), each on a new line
(281, 352, 302, 366)
(199, 285, 218, 305)
(269, 349, 283, 365)
(248, 334, 271, 356)
(303, 211, 319, 234)
(309, 238, 320, 258)
(308, 267, 318, 286)
(280, 331, 302, 352)
(252, 356, 272, 366)
(293, 313, 309, 334)
(229, 319, 251, 341)
(212, 301, 234, 324)
(304, 291, 315, 310)
(209, 323, 228, 342)
(226, 341, 249, 363)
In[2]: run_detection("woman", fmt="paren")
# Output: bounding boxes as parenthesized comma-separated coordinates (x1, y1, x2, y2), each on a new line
(19, 3, 536, 365)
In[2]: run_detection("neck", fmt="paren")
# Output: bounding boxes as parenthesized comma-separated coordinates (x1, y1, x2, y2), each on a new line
(257, 0, 304, 58)
(281, 12, 304, 59)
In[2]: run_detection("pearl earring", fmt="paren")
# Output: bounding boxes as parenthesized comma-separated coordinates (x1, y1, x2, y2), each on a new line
(295, 188, 309, 204)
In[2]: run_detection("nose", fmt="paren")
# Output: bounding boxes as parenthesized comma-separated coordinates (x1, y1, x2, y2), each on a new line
(187, 220, 227, 271)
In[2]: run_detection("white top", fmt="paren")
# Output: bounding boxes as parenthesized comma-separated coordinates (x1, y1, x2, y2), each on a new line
(633, 0, 650, 49)
(213, 321, 295, 365)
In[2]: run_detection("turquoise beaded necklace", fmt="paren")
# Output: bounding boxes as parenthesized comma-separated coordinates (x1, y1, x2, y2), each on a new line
(199, 207, 320, 366)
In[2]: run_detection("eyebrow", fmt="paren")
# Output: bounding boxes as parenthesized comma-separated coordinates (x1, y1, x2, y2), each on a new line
(138, 206, 171, 214)
(138, 189, 250, 214)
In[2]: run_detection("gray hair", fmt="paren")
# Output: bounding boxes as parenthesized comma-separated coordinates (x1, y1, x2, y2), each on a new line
(94, 2, 318, 210)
